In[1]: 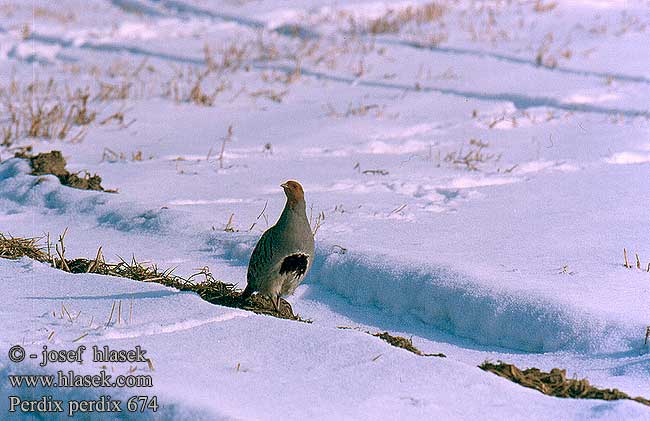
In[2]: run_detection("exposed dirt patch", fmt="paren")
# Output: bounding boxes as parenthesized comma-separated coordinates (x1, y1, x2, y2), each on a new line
(480, 361, 650, 406)
(16, 149, 113, 192)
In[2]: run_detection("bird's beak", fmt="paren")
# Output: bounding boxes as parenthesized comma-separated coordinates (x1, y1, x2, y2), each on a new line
(280, 182, 289, 189)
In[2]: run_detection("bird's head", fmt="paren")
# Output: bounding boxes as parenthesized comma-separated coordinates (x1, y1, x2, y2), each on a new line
(281, 180, 305, 205)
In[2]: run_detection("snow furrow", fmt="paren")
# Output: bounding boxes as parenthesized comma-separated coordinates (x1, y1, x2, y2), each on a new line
(134, 0, 650, 86)
(376, 37, 650, 86)
(218, 237, 638, 353)
(19, 31, 650, 118)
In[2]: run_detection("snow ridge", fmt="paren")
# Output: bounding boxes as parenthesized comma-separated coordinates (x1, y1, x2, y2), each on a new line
(218, 236, 636, 353)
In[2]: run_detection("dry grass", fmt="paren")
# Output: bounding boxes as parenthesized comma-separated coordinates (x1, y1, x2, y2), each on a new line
(0, 75, 139, 146)
(249, 88, 288, 103)
(95, 80, 134, 102)
(223, 213, 238, 233)
(0, 233, 48, 261)
(443, 139, 500, 171)
(32, 6, 77, 24)
(2, 27, 374, 119)
(408, 32, 449, 48)
(362, 3, 446, 34)
(217, 125, 234, 169)
(92, 260, 307, 321)
(95, 58, 154, 101)
(1, 80, 95, 145)
(326, 102, 384, 118)
(163, 66, 226, 106)
(533, 1, 558, 13)
(309, 205, 326, 236)
(373, 332, 446, 357)
(99, 111, 135, 128)
(205, 42, 250, 74)
(535, 33, 558, 68)
(0, 231, 307, 322)
(101, 148, 148, 163)
(248, 201, 270, 232)
(338, 326, 445, 357)
(480, 361, 650, 406)
(623, 248, 649, 272)
(162, 36, 310, 106)
(353, 162, 389, 176)
(154, 29, 386, 108)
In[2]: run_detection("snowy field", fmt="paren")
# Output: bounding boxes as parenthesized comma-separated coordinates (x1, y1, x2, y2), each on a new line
(1, 0, 650, 419)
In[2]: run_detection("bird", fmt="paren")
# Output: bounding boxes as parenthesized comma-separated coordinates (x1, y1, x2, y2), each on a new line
(241, 180, 315, 312)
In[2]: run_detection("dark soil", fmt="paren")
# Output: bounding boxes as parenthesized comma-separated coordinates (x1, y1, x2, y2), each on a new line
(16, 149, 112, 192)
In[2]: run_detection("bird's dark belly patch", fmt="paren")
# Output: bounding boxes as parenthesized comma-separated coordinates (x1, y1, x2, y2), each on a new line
(279, 254, 309, 278)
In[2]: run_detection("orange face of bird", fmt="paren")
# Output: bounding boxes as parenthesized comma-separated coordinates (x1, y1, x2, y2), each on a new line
(281, 180, 305, 202)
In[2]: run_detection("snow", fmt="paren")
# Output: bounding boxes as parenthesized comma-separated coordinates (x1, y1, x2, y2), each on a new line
(1, 0, 650, 419)
(1, 259, 648, 420)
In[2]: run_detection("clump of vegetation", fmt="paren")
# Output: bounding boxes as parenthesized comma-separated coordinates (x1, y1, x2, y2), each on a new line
(309, 205, 326, 236)
(0, 231, 306, 322)
(623, 248, 650, 272)
(163, 37, 310, 107)
(163, 66, 226, 106)
(338, 326, 445, 357)
(533, 0, 558, 14)
(326, 102, 383, 118)
(374, 332, 446, 357)
(15, 149, 112, 192)
(480, 361, 650, 406)
(442, 139, 500, 171)
(101, 148, 147, 163)
(363, 3, 446, 34)
(0, 233, 48, 261)
(353, 162, 389, 176)
(1, 81, 95, 145)
(0, 75, 137, 146)
(217, 125, 234, 169)
(65, 252, 303, 320)
(33, 6, 76, 23)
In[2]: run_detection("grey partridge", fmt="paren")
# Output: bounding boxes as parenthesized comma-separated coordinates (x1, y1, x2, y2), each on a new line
(242, 180, 315, 311)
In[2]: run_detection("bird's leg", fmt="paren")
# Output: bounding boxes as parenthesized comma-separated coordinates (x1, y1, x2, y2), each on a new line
(284, 300, 293, 315)
(271, 294, 281, 313)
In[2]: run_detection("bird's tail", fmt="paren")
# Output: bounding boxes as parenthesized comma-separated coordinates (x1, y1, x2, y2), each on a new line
(240, 284, 254, 300)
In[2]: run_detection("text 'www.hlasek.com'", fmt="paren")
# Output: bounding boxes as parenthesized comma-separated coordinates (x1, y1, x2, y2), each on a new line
(6, 344, 158, 417)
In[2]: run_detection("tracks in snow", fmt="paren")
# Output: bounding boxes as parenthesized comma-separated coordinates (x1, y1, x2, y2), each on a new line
(22, 30, 650, 118)
(137, 0, 650, 87)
